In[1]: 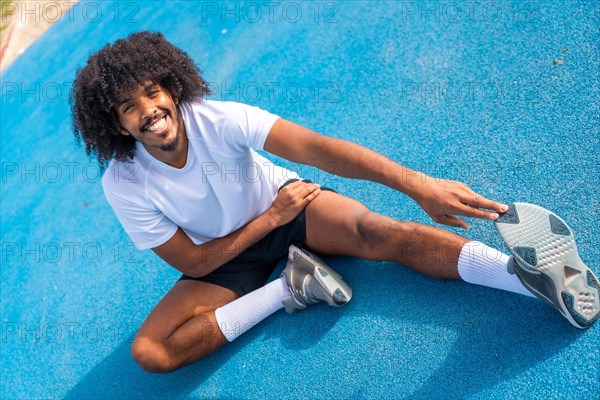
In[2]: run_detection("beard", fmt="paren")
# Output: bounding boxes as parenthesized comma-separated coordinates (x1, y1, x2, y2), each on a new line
(157, 107, 180, 152)
(159, 131, 179, 152)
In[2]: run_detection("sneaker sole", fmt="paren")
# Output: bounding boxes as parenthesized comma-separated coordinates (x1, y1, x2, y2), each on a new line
(288, 245, 353, 307)
(494, 203, 599, 329)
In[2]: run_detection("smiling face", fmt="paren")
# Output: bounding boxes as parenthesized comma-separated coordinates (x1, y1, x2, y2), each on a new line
(115, 82, 182, 154)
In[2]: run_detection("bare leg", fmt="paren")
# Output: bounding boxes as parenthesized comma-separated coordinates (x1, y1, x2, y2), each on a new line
(304, 191, 469, 279)
(130, 280, 239, 373)
(132, 192, 468, 373)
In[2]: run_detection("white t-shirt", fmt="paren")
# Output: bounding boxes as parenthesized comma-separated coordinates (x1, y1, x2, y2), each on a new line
(102, 100, 299, 250)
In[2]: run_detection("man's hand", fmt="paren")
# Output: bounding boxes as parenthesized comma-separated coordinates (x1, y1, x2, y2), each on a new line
(265, 180, 322, 226)
(414, 177, 508, 230)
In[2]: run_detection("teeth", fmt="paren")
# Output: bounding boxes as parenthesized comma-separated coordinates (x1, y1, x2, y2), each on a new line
(146, 116, 167, 132)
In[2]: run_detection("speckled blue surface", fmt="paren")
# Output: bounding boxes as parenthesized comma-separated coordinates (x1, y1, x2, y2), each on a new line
(1, 1, 599, 399)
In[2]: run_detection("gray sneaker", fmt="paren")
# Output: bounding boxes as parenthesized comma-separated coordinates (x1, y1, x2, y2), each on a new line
(281, 244, 353, 314)
(495, 203, 599, 329)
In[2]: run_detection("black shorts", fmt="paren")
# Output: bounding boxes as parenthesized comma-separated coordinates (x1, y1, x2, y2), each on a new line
(178, 179, 336, 296)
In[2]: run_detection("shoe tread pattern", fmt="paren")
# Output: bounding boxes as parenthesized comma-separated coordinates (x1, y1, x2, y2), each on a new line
(495, 203, 576, 274)
(496, 203, 519, 224)
(587, 271, 599, 290)
(514, 246, 537, 267)
(561, 291, 599, 328)
(495, 203, 599, 329)
(549, 214, 571, 236)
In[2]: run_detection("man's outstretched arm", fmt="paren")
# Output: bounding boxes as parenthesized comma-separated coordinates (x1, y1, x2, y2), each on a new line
(263, 118, 507, 230)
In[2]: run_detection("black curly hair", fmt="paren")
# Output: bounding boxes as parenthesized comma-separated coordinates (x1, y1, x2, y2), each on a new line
(70, 31, 211, 167)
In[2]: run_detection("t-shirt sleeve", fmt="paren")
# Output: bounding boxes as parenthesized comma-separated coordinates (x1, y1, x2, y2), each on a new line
(102, 177, 178, 251)
(222, 102, 280, 150)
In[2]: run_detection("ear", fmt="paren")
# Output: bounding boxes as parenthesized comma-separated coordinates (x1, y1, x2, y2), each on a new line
(173, 96, 179, 105)
(113, 108, 130, 136)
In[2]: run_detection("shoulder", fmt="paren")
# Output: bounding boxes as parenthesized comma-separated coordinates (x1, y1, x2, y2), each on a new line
(101, 157, 144, 200)
(178, 99, 257, 137)
(180, 100, 278, 149)
(181, 99, 275, 121)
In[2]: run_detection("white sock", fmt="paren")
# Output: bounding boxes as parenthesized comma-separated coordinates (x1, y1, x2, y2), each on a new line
(215, 276, 290, 342)
(457, 241, 535, 298)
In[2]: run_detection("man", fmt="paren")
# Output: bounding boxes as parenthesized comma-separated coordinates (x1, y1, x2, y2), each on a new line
(70, 31, 599, 374)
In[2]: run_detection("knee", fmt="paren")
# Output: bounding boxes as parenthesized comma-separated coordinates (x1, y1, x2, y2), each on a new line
(131, 338, 177, 374)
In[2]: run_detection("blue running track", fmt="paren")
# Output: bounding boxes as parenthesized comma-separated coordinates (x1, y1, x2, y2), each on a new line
(1, 1, 598, 398)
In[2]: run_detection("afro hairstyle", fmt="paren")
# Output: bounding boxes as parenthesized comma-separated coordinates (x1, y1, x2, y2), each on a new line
(70, 31, 211, 167)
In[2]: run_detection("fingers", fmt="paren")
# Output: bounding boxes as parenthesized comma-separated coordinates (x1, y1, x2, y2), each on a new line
(300, 182, 321, 198)
(423, 180, 509, 226)
(280, 180, 321, 203)
(463, 193, 508, 214)
(454, 187, 508, 220)
(304, 187, 322, 202)
(437, 214, 469, 230)
(281, 180, 318, 194)
(456, 204, 500, 220)
(291, 181, 321, 200)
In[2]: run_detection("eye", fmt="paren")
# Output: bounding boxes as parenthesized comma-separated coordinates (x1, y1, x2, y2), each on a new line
(148, 90, 160, 98)
(122, 104, 133, 113)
